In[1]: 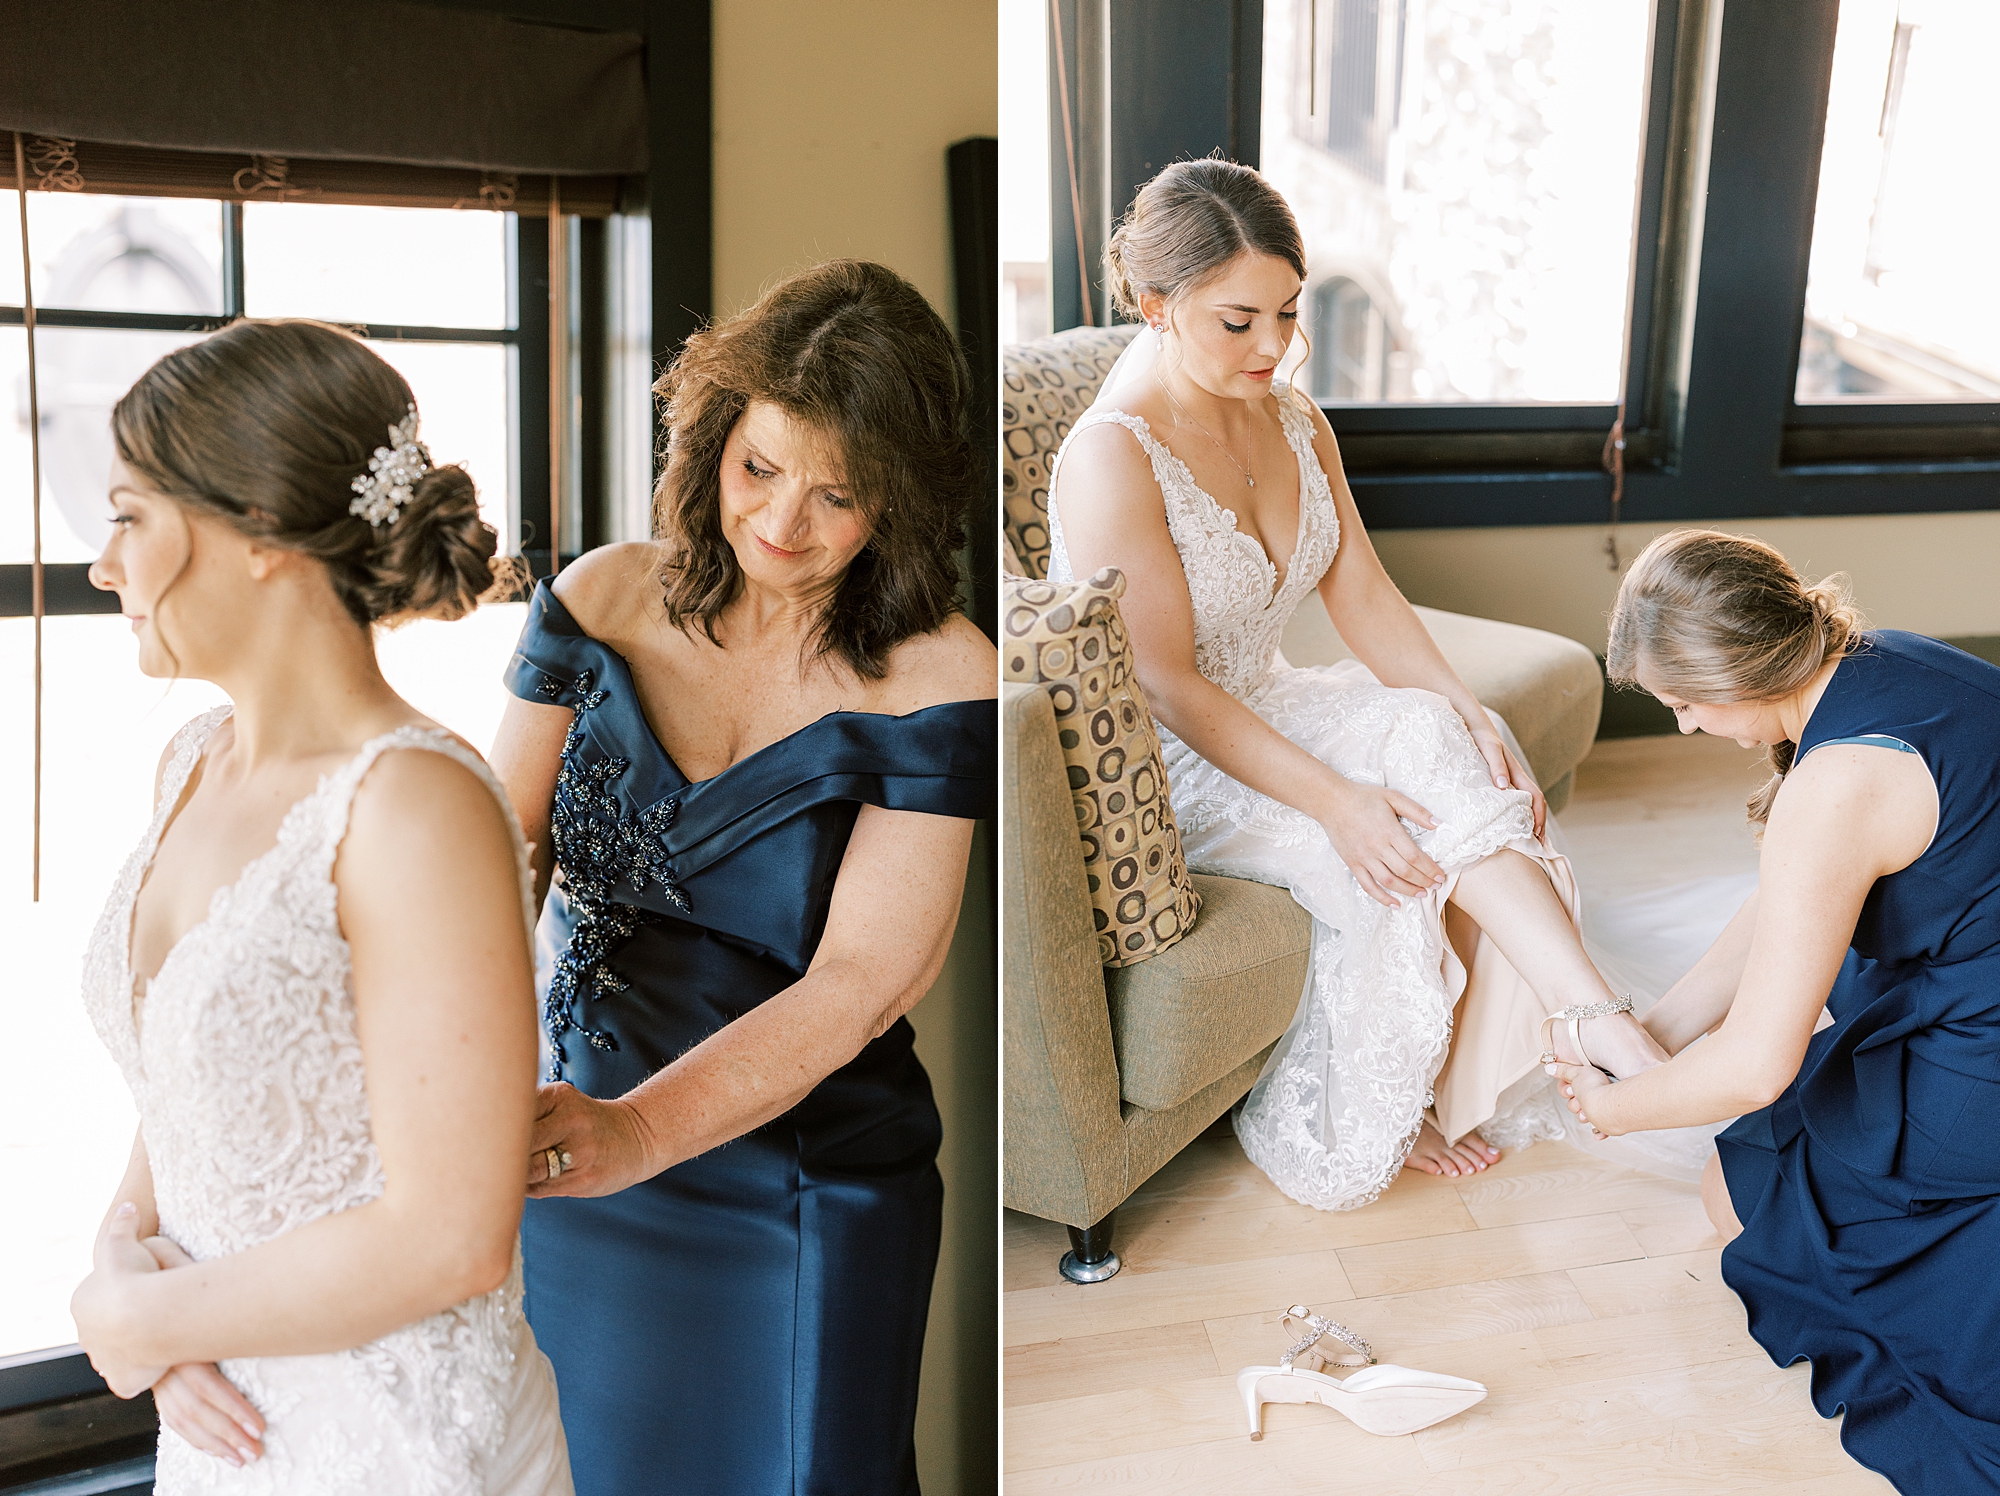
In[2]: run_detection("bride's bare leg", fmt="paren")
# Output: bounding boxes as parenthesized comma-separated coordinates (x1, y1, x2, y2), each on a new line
(1447, 849, 1670, 1078)
(1403, 909, 1500, 1177)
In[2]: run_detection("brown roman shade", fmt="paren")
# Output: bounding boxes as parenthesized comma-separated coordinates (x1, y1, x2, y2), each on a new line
(5, 137, 623, 216)
(0, 0, 647, 212)
(2, 0, 647, 172)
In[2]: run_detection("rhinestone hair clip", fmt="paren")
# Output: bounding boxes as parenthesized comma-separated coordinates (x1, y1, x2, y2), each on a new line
(348, 405, 432, 528)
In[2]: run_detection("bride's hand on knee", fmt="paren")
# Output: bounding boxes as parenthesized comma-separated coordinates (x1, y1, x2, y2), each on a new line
(1545, 1061, 1617, 1137)
(1317, 783, 1445, 908)
(1469, 728, 1547, 840)
(154, 1362, 265, 1466)
(526, 1082, 656, 1199)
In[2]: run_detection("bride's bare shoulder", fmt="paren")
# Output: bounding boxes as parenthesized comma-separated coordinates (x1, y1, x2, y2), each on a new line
(1054, 406, 1169, 513)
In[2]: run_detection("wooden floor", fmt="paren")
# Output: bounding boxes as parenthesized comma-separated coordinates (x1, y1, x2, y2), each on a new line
(1002, 733, 1894, 1493)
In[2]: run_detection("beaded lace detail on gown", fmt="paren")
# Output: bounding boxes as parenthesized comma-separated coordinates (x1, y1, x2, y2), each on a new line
(1049, 388, 1565, 1211)
(80, 708, 570, 1495)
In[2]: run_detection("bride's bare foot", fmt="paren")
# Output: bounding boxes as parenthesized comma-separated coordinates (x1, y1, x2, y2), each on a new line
(1546, 1008, 1670, 1079)
(1404, 1121, 1500, 1178)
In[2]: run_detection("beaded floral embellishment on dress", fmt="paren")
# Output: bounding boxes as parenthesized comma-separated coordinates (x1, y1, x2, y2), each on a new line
(541, 667, 690, 1081)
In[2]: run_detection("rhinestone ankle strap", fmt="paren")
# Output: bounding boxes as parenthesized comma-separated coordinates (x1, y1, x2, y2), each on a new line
(1279, 1305, 1375, 1369)
(1564, 996, 1634, 1021)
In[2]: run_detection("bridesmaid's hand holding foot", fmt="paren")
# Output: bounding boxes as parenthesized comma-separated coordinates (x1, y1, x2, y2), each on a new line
(1545, 1061, 1617, 1137)
(1403, 1120, 1500, 1177)
(526, 1082, 657, 1199)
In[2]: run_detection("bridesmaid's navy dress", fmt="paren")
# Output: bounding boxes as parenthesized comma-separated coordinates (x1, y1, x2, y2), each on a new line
(1716, 630, 2000, 1494)
(504, 583, 994, 1496)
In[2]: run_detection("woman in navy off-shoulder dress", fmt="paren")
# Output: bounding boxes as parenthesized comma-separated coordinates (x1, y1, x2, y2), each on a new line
(1549, 530, 2000, 1494)
(488, 261, 995, 1495)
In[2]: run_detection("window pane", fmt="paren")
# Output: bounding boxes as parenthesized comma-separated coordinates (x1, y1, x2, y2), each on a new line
(0, 617, 227, 1358)
(1796, 0, 2000, 401)
(0, 192, 224, 315)
(243, 203, 509, 329)
(1260, 0, 1652, 403)
(0, 603, 525, 1359)
(1, 325, 209, 565)
(367, 339, 513, 541)
(0, 330, 509, 565)
(999, 0, 1052, 344)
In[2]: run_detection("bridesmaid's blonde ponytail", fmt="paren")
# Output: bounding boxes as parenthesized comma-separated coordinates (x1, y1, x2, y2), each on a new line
(1606, 529, 1864, 824)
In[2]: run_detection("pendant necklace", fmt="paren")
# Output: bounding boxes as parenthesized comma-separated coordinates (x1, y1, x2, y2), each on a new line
(1156, 373, 1256, 488)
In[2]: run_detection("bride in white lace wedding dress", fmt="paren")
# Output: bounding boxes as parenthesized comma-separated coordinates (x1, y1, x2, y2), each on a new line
(1048, 160, 1675, 1210)
(67, 321, 570, 1493)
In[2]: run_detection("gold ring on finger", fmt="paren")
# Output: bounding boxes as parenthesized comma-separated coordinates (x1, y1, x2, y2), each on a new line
(545, 1146, 564, 1179)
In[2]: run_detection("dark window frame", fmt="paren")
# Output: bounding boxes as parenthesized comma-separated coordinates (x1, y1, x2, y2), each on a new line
(0, 205, 568, 617)
(1047, 0, 2000, 529)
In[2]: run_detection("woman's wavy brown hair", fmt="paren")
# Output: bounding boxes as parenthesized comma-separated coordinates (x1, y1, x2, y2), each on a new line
(651, 258, 975, 680)
(1606, 529, 1866, 824)
(112, 318, 503, 629)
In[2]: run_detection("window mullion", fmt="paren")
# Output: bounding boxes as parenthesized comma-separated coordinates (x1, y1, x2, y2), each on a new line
(221, 200, 245, 319)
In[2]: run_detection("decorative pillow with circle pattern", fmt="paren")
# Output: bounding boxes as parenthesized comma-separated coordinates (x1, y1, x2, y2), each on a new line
(1001, 323, 1142, 579)
(1002, 567, 1201, 966)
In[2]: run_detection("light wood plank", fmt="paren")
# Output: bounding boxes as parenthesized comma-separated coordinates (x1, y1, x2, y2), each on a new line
(1114, 1183, 1481, 1273)
(1566, 1248, 1731, 1318)
(1003, 1210, 1079, 1292)
(1004, 1247, 1356, 1348)
(1003, 1320, 1218, 1408)
(1003, 1413, 1435, 1492)
(1531, 1300, 1760, 1386)
(1620, 1199, 1725, 1256)
(1201, 1271, 1594, 1371)
(1412, 1354, 1855, 1477)
(1338, 1211, 1647, 1298)
(1452, 1150, 1703, 1229)
(1002, 1374, 1245, 1471)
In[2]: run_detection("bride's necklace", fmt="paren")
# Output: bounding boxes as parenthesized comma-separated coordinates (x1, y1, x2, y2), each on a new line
(1156, 373, 1256, 488)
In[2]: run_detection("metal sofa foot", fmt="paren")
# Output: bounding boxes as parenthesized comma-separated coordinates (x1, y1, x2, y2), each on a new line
(1059, 1212, 1120, 1283)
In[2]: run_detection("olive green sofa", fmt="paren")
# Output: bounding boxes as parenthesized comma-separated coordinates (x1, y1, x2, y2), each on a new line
(1001, 323, 1603, 1281)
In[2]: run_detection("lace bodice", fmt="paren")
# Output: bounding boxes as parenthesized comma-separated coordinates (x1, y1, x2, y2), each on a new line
(80, 707, 564, 1495)
(1047, 382, 1340, 704)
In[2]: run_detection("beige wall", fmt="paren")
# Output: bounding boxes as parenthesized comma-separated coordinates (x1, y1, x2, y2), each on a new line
(713, 0, 998, 321)
(710, 5, 997, 1493)
(1375, 511, 2000, 656)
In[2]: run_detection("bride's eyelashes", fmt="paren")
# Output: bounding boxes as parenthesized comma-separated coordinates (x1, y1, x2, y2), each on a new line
(742, 456, 777, 480)
(1220, 309, 1300, 334)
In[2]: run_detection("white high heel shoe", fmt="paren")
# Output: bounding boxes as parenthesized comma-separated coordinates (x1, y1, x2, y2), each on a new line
(1237, 1306, 1487, 1440)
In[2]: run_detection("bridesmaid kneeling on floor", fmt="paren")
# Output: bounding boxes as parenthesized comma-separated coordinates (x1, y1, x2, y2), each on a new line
(488, 260, 996, 1495)
(1549, 529, 2000, 1496)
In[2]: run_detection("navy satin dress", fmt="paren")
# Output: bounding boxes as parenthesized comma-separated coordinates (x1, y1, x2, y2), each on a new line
(1716, 631, 2000, 1494)
(504, 583, 994, 1496)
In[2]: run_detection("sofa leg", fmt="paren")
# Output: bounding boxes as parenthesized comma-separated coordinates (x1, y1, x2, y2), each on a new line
(1059, 1212, 1120, 1284)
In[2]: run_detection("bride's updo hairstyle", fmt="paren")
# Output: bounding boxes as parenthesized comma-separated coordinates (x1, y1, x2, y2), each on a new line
(1606, 528, 1865, 823)
(1105, 157, 1306, 324)
(652, 258, 974, 681)
(112, 318, 501, 626)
